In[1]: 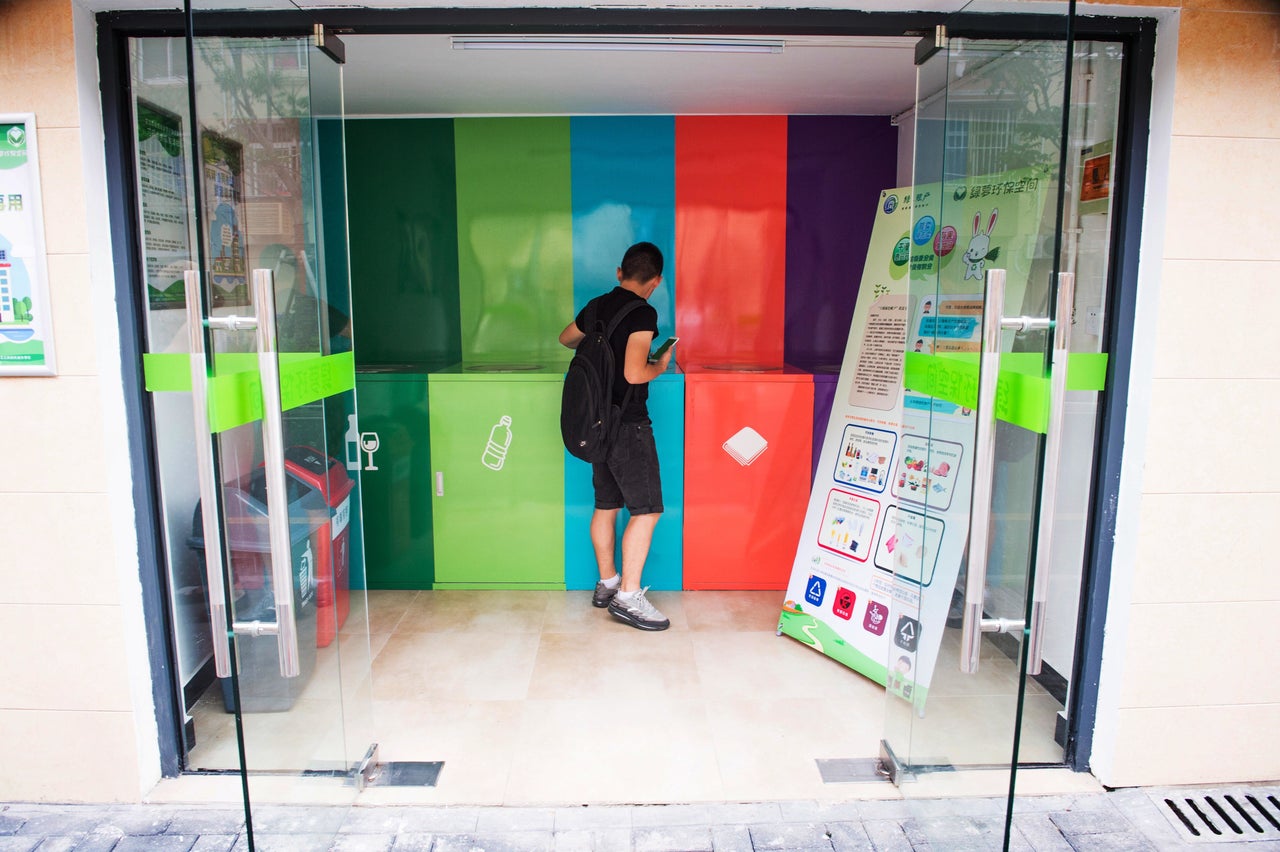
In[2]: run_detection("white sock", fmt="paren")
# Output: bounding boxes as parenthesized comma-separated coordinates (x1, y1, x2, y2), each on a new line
(600, 574, 620, 589)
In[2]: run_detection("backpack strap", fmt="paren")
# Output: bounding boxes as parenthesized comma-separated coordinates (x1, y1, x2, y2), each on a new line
(603, 299, 644, 339)
(602, 300, 646, 429)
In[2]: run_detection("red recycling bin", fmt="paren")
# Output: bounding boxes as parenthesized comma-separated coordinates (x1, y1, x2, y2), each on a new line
(283, 446, 355, 648)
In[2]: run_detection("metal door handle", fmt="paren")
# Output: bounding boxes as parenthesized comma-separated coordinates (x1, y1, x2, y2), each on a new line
(1027, 273, 1075, 675)
(190, 270, 301, 679)
(185, 271, 233, 679)
(960, 269, 1006, 674)
(435, 472, 444, 497)
(960, 269, 1054, 674)
(252, 269, 302, 678)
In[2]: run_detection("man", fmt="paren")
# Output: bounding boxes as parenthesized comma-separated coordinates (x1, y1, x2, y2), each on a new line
(558, 242, 673, 631)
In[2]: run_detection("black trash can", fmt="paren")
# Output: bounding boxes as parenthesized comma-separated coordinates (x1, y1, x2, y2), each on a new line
(188, 466, 327, 712)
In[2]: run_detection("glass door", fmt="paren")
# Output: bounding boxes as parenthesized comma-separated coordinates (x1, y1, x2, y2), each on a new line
(179, 3, 374, 844)
(881, 1, 1075, 846)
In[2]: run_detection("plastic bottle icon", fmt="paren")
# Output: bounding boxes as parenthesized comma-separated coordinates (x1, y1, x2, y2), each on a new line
(481, 415, 513, 471)
(345, 414, 360, 471)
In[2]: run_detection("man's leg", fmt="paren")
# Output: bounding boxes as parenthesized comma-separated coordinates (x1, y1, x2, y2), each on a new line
(590, 507, 621, 581)
(619, 512, 659, 593)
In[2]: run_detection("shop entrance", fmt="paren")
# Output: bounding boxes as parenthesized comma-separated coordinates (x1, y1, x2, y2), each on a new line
(117, 3, 1130, 849)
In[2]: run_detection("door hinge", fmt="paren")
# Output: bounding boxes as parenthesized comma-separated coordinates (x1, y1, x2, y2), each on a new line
(314, 24, 346, 65)
(915, 24, 948, 66)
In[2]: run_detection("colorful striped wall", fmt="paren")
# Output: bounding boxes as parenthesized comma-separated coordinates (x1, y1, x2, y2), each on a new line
(346, 114, 896, 370)
(343, 114, 898, 591)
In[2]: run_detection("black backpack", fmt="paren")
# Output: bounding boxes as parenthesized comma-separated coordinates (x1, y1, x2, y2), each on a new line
(561, 299, 643, 463)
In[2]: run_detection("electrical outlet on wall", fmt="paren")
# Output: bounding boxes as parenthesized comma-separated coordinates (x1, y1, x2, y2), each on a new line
(1084, 305, 1103, 337)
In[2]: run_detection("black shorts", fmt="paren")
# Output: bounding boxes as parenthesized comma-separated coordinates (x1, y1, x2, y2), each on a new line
(592, 419, 664, 515)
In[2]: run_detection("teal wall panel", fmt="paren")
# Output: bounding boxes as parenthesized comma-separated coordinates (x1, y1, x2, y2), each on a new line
(569, 116, 676, 338)
(564, 371, 684, 591)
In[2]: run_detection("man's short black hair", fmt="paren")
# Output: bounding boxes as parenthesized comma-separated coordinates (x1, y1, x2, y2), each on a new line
(620, 242, 664, 283)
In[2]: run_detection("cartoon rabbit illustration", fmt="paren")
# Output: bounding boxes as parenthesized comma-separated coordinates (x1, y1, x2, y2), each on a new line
(962, 208, 1001, 281)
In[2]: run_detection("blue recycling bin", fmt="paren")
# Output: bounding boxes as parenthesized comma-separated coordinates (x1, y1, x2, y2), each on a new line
(189, 466, 328, 712)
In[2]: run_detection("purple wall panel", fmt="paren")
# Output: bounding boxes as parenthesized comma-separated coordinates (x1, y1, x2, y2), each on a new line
(784, 116, 898, 369)
(811, 372, 839, 483)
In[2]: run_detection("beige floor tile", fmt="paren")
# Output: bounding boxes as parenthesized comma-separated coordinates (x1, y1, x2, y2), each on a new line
(344, 590, 419, 634)
(397, 590, 552, 633)
(1017, 694, 1069, 764)
(693, 630, 883, 701)
(541, 591, 626, 634)
(706, 696, 884, 801)
(887, 689, 1062, 769)
(503, 698, 724, 804)
(185, 590, 1073, 803)
(683, 590, 786, 632)
(187, 689, 238, 772)
(371, 631, 540, 701)
(300, 632, 383, 704)
(371, 698, 522, 804)
(189, 696, 350, 773)
(925, 629, 1038, 698)
(527, 630, 702, 701)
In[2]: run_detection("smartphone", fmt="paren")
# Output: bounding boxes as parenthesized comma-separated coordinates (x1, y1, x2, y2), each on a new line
(649, 336, 679, 362)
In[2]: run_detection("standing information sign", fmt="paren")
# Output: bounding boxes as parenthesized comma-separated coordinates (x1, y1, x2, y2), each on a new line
(781, 171, 1050, 708)
(0, 114, 56, 376)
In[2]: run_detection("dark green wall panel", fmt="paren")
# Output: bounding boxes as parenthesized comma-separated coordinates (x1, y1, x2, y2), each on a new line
(345, 119, 461, 368)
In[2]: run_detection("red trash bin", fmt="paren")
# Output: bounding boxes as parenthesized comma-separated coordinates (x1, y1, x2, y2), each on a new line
(282, 446, 355, 648)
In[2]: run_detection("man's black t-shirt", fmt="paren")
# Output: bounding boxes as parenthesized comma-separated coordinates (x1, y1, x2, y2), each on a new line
(575, 287, 659, 423)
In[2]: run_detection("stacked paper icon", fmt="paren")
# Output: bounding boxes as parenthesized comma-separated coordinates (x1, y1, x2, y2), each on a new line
(723, 426, 769, 466)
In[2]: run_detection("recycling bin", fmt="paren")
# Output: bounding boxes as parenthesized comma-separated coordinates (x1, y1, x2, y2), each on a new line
(188, 467, 327, 712)
(282, 446, 355, 648)
(354, 370, 436, 589)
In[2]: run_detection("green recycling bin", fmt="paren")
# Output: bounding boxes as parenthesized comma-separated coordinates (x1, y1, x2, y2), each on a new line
(353, 368, 435, 589)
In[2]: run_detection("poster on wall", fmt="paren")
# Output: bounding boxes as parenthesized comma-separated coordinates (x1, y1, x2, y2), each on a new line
(0, 114, 57, 377)
(201, 130, 249, 308)
(779, 168, 1051, 710)
(1079, 140, 1112, 216)
(136, 101, 193, 311)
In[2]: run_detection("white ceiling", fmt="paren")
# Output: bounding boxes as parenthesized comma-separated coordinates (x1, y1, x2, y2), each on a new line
(339, 34, 921, 118)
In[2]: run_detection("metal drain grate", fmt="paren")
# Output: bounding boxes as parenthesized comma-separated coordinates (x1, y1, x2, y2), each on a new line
(1152, 789, 1280, 843)
(365, 761, 444, 787)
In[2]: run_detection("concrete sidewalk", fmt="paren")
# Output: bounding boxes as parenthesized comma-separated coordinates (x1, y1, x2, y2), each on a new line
(8, 785, 1276, 851)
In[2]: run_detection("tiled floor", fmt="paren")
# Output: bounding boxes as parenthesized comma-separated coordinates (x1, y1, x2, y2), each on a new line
(187, 590, 1066, 806)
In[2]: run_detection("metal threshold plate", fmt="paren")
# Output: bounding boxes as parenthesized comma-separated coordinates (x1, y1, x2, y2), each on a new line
(1152, 788, 1280, 843)
(816, 758, 891, 784)
(366, 761, 444, 787)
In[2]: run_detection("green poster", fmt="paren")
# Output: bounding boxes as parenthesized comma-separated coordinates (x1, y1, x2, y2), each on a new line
(135, 101, 192, 311)
(0, 114, 56, 376)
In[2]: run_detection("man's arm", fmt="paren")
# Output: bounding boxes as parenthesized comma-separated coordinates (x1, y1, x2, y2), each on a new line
(623, 330, 670, 385)
(559, 321, 585, 349)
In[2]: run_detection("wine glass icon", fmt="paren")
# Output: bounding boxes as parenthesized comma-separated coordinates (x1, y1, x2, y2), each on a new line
(359, 431, 380, 471)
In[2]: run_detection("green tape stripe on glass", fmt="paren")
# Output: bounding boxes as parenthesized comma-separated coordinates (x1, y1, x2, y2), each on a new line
(142, 351, 355, 433)
(903, 351, 1108, 434)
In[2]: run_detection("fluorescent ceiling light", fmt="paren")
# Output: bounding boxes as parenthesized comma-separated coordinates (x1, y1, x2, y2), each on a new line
(451, 37, 785, 54)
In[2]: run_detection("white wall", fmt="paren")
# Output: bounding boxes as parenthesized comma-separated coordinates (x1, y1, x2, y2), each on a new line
(3, 0, 1277, 804)
(0, 0, 158, 801)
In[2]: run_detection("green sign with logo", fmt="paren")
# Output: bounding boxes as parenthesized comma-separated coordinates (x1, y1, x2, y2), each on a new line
(0, 114, 56, 376)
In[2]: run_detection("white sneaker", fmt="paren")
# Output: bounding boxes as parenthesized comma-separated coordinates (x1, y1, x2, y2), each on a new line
(607, 587, 670, 631)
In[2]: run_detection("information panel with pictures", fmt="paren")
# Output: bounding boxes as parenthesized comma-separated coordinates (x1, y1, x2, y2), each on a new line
(0, 114, 56, 376)
(780, 170, 1050, 708)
